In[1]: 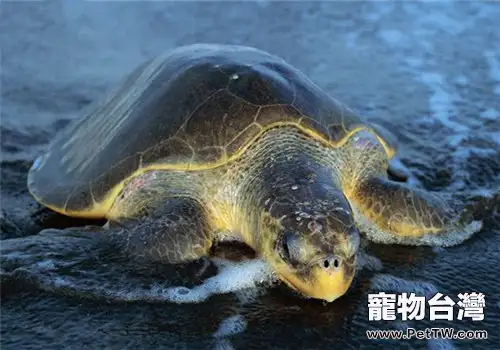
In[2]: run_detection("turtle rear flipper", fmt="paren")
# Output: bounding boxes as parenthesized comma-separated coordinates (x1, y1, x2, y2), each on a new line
(107, 197, 214, 264)
(347, 176, 482, 246)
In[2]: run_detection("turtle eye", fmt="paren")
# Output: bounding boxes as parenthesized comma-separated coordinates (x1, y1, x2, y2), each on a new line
(280, 230, 302, 266)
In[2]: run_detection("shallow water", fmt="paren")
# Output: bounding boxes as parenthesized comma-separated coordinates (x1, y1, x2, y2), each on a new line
(1, 1, 500, 349)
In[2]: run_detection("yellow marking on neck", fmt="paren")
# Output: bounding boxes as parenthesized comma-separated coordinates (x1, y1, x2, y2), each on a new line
(206, 201, 252, 241)
(34, 122, 393, 218)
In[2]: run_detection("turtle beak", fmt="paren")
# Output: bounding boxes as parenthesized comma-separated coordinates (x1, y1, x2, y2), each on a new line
(277, 256, 356, 302)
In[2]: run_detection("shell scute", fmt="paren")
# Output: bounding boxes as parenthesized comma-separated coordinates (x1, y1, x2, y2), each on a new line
(28, 44, 372, 216)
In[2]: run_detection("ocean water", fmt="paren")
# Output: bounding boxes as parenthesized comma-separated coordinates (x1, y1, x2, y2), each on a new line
(1, 1, 499, 349)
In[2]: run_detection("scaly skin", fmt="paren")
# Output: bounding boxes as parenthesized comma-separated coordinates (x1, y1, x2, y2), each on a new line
(106, 126, 472, 302)
(339, 130, 459, 238)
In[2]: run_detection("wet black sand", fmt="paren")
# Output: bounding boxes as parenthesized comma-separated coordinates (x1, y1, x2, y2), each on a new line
(1, 1, 500, 349)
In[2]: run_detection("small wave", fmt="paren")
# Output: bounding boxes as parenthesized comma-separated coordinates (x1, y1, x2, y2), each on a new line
(9, 259, 275, 304)
(352, 203, 483, 248)
(1, 230, 276, 305)
(417, 72, 467, 135)
(213, 314, 247, 339)
(485, 51, 500, 95)
(156, 259, 275, 304)
(212, 314, 247, 350)
(214, 339, 235, 350)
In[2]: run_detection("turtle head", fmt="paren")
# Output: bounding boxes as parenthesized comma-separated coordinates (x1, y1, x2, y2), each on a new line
(272, 210, 359, 302)
(260, 188, 360, 302)
(252, 151, 360, 302)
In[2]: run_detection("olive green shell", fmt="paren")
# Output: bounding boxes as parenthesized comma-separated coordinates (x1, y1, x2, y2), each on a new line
(28, 44, 369, 216)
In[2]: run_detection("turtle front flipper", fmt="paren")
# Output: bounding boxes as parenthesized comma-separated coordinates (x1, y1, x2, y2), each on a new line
(347, 176, 482, 246)
(107, 197, 214, 264)
(369, 123, 410, 183)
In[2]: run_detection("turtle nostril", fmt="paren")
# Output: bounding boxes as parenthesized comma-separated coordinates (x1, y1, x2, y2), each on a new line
(323, 256, 341, 270)
(333, 258, 340, 268)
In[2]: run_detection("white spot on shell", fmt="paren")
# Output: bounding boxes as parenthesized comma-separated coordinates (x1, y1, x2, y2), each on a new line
(308, 221, 322, 232)
(230, 73, 239, 80)
(31, 155, 43, 171)
(295, 211, 312, 219)
(334, 207, 351, 216)
(291, 185, 298, 190)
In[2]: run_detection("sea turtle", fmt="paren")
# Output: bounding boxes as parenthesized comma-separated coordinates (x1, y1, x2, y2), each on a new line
(27, 44, 480, 302)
